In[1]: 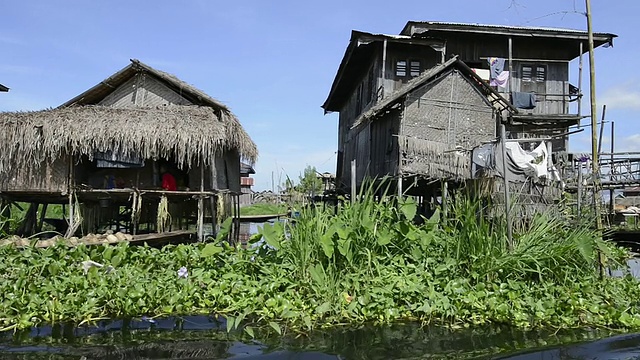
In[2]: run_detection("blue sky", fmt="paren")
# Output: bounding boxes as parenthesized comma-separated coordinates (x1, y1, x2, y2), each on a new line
(1, 0, 638, 191)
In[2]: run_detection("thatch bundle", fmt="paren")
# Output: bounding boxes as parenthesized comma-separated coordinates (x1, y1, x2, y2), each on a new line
(0, 105, 257, 173)
(399, 135, 471, 180)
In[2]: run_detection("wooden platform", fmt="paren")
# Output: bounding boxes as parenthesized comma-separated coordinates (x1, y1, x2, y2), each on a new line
(130, 230, 196, 245)
(237, 212, 290, 223)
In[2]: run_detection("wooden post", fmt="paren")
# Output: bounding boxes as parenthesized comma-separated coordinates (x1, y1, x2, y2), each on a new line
(442, 180, 448, 224)
(609, 121, 615, 218)
(577, 161, 583, 217)
(578, 42, 583, 120)
(36, 203, 48, 234)
(500, 123, 513, 251)
(597, 105, 607, 154)
(351, 159, 356, 201)
(197, 161, 205, 242)
(67, 155, 75, 237)
(586, 0, 603, 232)
(508, 37, 514, 93)
(381, 39, 387, 99)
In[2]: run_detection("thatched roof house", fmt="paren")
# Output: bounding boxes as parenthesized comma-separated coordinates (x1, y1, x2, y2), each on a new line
(0, 59, 257, 239)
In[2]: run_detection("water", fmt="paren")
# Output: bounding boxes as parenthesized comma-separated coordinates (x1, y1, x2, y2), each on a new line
(0, 316, 638, 359)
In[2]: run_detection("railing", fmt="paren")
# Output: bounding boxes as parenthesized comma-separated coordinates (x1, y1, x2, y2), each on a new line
(503, 92, 582, 117)
(598, 153, 640, 186)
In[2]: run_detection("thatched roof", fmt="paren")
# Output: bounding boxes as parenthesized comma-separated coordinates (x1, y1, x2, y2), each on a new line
(0, 105, 258, 173)
(61, 59, 229, 110)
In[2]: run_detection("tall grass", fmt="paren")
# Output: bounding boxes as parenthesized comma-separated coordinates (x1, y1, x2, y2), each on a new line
(438, 195, 613, 284)
(251, 179, 627, 331)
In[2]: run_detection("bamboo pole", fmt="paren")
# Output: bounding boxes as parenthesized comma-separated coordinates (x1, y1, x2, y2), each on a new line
(500, 123, 513, 250)
(351, 159, 356, 201)
(597, 105, 607, 154)
(586, 0, 603, 231)
(508, 37, 514, 93)
(578, 42, 583, 121)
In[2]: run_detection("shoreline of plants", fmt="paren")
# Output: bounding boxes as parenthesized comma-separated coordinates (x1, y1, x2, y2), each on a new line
(1, 185, 640, 334)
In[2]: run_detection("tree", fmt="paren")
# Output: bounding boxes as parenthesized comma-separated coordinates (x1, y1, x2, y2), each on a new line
(298, 166, 322, 197)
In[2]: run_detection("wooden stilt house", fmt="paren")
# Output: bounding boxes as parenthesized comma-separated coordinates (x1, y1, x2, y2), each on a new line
(0, 59, 257, 240)
(322, 22, 616, 205)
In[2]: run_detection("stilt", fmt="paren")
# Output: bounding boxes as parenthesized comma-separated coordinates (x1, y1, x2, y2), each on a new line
(197, 161, 205, 242)
(36, 203, 48, 234)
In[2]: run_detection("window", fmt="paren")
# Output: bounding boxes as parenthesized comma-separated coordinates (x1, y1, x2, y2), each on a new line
(396, 60, 407, 77)
(521, 64, 546, 82)
(410, 60, 421, 77)
(396, 59, 422, 79)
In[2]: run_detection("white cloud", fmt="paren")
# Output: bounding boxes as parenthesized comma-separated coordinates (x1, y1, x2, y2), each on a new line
(600, 84, 640, 110)
(618, 134, 640, 152)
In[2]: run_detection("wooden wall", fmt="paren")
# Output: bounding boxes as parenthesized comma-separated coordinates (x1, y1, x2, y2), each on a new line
(336, 42, 440, 188)
(0, 156, 68, 193)
(98, 74, 192, 108)
(508, 61, 569, 115)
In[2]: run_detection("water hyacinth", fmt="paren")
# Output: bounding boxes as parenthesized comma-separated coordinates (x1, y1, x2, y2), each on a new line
(177, 266, 188, 279)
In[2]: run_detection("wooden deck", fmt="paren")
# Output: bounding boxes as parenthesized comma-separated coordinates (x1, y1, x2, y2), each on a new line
(237, 212, 290, 223)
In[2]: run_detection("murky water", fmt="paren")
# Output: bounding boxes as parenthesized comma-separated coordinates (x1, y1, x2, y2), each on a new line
(0, 316, 636, 359)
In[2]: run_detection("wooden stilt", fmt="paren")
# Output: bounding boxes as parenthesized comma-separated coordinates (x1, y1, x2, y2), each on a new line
(197, 161, 205, 242)
(36, 203, 48, 234)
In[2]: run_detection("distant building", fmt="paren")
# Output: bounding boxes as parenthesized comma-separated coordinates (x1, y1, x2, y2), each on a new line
(240, 162, 255, 207)
(317, 172, 336, 192)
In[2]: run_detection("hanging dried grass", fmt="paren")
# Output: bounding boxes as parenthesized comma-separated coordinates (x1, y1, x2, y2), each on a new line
(398, 135, 471, 180)
(157, 196, 171, 233)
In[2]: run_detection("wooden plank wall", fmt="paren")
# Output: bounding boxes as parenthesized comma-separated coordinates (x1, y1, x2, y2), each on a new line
(98, 74, 193, 108)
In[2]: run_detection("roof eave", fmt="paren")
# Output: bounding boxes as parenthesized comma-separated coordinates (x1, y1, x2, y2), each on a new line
(322, 30, 446, 113)
(351, 57, 515, 128)
(402, 21, 617, 43)
(59, 63, 135, 108)
(322, 31, 362, 113)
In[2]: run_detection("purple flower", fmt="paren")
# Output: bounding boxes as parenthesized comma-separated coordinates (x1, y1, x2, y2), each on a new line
(177, 266, 189, 279)
(141, 316, 156, 324)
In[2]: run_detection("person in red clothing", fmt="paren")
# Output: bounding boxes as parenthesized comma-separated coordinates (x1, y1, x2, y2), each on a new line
(160, 165, 177, 191)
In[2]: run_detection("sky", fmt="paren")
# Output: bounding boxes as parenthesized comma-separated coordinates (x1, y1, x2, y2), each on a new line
(1, 0, 638, 191)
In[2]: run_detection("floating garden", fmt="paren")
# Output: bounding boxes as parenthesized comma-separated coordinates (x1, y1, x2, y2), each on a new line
(1, 187, 640, 335)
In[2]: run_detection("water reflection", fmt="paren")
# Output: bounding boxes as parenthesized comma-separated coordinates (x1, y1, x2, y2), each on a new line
(0, 317, 631, 359)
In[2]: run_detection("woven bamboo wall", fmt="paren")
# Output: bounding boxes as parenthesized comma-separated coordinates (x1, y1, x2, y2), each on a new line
(401, 70, 495, 180)
(98, 74, 192, 108)
(0, 156, 68, 193)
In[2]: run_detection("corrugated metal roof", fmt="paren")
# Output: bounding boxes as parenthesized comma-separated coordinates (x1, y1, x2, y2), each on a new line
(402, 21, 617, 39)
